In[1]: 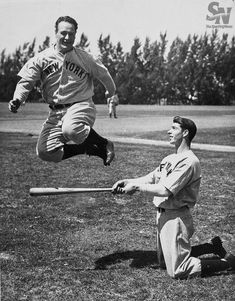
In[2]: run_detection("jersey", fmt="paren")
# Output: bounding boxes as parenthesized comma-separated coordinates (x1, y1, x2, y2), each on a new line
(147, 150, 201, 209)
(14, 46, 115, 105)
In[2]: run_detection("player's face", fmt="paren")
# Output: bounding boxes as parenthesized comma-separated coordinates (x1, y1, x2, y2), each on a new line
(55, 21, 76, 53)
(167, 122, 184, 145)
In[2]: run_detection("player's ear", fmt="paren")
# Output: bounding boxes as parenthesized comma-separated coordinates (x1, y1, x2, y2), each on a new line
(183, 129, 189, 139)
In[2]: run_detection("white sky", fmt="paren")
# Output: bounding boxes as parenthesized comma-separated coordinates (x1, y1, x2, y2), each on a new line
(0, 0, 234, 55)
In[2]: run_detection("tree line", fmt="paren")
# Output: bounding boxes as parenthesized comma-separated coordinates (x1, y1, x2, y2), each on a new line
(0, 30, 234, 105)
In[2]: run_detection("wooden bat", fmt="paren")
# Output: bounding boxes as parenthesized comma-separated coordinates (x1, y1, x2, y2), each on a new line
(29, 187, 112, 196)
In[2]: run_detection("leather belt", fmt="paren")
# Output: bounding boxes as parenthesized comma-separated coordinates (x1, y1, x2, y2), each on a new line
(49, 103, 76, 110)
(157, 207, 165, 213)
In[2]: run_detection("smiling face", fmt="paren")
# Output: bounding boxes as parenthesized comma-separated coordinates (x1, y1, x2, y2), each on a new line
(55, 21, 76, 54)
(167, 122, 187, 146)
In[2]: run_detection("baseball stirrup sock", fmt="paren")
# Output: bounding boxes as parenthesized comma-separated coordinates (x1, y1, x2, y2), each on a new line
(62, 143, 86, 160)
(85, 128, 107, 147)
(191, 243, 215, 257)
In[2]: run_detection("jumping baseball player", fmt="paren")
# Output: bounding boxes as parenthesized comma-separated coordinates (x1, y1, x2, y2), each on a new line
(112, 116, 235, 279)
(8, 16, 116, 166)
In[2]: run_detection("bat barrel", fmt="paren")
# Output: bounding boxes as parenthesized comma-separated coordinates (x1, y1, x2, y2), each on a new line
(29, 187, 112, 196)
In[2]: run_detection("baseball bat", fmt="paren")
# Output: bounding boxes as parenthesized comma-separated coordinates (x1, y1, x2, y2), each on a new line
(29, 187, 112, 196)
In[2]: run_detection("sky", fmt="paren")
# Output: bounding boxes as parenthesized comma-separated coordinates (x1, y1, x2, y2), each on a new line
(0, 0, 235, 55)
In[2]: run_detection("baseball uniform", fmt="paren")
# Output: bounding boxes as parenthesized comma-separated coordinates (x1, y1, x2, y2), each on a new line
(145, 150, 202, 278)
(13, 46, 116, 162)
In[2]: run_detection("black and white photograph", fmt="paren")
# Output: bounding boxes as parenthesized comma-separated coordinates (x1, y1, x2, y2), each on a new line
(0, 0, 234, 300)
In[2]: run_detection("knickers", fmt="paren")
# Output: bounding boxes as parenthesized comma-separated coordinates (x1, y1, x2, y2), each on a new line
(156, 207, 201, 279)
(36, 100, 96, 162)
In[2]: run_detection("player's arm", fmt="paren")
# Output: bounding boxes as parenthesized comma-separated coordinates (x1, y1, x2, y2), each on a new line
(113, 181, 171, 197)
(88, 55, 116, 97)
(112, 171, 158, 194)
(8, 78, 35, 113)
(98, 68, 116, 98)
(135, 183, 171, 196)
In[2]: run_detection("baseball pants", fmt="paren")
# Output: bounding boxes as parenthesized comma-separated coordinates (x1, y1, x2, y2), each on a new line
(156, 207, 201, 279)
(36, 101, 96, 162)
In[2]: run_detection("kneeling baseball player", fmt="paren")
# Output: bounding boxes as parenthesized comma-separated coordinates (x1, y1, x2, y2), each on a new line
(9, 16, 115, 166)
(112, 116, 235, 279)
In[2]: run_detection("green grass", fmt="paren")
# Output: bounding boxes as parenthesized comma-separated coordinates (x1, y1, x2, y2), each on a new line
(0, 132, 234, 301)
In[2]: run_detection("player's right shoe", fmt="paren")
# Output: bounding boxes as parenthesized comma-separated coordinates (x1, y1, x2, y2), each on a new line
(86, 140, 115, 166)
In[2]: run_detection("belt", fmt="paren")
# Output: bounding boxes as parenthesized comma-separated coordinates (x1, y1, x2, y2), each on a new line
(157, 207, 165, 213)
(49, 103, 76, 110)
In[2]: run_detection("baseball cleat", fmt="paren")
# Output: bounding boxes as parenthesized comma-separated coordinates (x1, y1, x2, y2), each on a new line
(85, 140, 115, 166)
(105, 140, 115, 166)
(211, 236, 227, 258)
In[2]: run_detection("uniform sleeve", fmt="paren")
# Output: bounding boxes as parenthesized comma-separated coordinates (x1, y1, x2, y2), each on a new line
(18, 56, 42, 82)
(86, 54, 116, 95)
(13, 78, 35, 103)
(160, 160, 194, 196)
(14, 56, 42, 102)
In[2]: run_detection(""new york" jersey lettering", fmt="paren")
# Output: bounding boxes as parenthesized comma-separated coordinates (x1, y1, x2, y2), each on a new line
(44, 62, 59, 75)
(64, 60, 88, 79)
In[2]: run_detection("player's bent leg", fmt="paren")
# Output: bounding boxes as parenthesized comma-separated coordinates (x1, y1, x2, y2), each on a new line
(200, 254, 235, 276)
(85, 128, 115, 166)
(37, 112, 68, 162)
(62, 124, 115, 165)
(62, 104, 115, 165)
(62, 142, 86, 160)
(62, 122, 90, 145)
(36, 129, 66, 163)
(190, 236, 227, 258)
(155, 212, 166, 269)
(159, 208, 202, 279)
(37, 146, 64, 163)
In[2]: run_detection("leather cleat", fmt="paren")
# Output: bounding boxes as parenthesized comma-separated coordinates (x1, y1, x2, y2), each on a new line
(211, 236, 227, 258)
(85, 141, 115, 166)
(105, 140, 115, 166)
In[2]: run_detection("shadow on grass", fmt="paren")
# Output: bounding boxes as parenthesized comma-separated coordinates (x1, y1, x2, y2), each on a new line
(94, 250, 159, 270)
(94, 251, 235, 277)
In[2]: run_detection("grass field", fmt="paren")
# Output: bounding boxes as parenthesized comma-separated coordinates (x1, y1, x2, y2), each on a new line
(0, 103, 235, 145)
(0, 104, 235, 300)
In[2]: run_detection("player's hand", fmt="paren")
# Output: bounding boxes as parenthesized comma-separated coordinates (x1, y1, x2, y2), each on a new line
(8, 99, 21, 113)
(121, 183, 139, 195)
(112, 179, 129, 194)
(112, 180, 138, 195)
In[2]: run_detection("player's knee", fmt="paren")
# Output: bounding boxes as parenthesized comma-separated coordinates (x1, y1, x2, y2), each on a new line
(168, 261, 201, 280)
(166, 267, 186, 280)
(37, 148, 63, 163)
(62, 125, 76, 140)
(62, 123, 88, 144)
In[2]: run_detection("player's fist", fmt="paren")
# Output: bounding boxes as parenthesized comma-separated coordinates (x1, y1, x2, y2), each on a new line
(8, 99, 21, 113)
(122, 183, 138, 195)
(112, 180, 126, 194)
